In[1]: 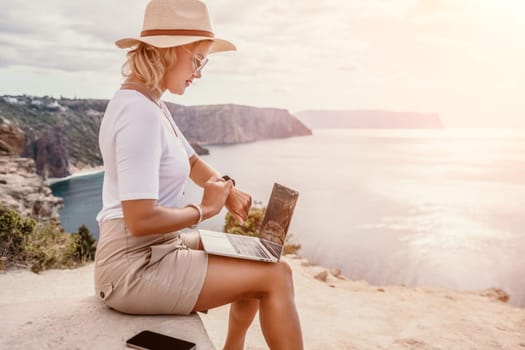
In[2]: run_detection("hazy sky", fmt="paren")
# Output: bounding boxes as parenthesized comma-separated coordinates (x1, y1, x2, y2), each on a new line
(1, 0, 524, 128)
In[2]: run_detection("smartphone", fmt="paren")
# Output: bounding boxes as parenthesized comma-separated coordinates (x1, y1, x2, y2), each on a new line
(126, 330, 196, 350)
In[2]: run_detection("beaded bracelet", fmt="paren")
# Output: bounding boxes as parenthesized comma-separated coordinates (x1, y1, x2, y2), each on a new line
(186, 203, 203, 228)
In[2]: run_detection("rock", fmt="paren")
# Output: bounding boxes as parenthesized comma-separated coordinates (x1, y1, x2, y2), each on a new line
(167, 102, 312, 145)
(0, 156, 63, 222)
(300, 259, 313, 267)
(0, 118, 24, 156)
(479, 288, 510, 303)
(23, 126, 70, 178)
(314, 270, 329, 282)
(0, 264, 215, 350)
(330, 268, 342, 277)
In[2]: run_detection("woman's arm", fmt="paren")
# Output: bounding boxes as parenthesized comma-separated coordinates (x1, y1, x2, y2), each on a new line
(189, 154, 221, 187)
(189, 154, 252, 223)
(122, 176, 232, 236)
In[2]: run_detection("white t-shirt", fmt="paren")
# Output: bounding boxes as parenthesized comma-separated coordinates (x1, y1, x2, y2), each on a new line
(96, 90, 195, 222)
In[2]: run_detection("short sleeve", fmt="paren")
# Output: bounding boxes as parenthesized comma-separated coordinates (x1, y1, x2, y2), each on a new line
(115, 103, 162, 201)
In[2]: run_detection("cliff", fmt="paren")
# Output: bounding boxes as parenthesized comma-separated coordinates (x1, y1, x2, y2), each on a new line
(0, 119, 63, 221)
(0, 95, 311, 178)
(0, 96, 105, 178)
(166, 103, 312, 144)
(296, 109, 445, 129)
(0, 156, 63, 222)
(0, 118, 24, 155)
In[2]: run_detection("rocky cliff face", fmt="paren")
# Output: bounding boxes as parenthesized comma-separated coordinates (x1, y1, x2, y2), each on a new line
(167, 103, 312, 144)
(0, 118, 24, 156)
(0, 157, 63, 222)
(22, 126, 70, 178)
(0, 119, 63, 221)
(0, 96, 105, 178)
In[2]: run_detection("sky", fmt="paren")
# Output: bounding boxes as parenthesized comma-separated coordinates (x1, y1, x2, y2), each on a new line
(1, 0, 524, 128)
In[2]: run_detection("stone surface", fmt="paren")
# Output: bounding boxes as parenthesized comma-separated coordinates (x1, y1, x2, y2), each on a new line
(0, 264, 214, 350)
(0, 156, 62, 221)
(0, 118, 24, 156)
(27, 126, 70, 178)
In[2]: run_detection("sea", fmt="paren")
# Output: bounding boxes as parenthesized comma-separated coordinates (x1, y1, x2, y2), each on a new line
(50, 129, 525, 307)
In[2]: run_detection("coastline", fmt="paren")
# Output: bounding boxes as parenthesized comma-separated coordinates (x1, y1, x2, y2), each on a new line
(45, 165, 104, 186)
(1, 255, 524, 349)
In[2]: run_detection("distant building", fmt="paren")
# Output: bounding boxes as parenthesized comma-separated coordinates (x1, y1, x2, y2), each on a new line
(47, 100, 66, 112)
(3, 97, 19, 104)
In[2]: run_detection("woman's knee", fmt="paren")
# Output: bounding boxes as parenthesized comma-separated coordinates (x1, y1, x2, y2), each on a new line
(277, 260, 293, 278)
(269, 260, 294, 293)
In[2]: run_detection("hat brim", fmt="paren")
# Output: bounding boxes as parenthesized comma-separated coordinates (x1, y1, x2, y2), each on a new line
(115, 35, 236, 53)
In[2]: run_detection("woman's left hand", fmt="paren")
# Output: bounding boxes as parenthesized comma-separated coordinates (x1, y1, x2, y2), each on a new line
(225, 187, 252, 224)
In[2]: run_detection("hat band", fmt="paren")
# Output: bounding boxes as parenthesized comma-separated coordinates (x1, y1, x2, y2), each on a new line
(141, 29, 215, 38)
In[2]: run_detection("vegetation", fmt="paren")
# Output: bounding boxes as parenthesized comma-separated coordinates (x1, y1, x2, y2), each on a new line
(224, 205, 301, 255)
(224, 206, 266, 236)
(0, 206, 96, 273)
(71, 224, 97, 263)
(0, 96, 105, 167)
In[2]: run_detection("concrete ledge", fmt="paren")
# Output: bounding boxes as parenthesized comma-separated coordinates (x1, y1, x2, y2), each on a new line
(1, 296, 215, 349)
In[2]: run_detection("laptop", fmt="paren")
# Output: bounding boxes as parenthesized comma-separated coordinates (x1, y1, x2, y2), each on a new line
(199, 183, 299, 263)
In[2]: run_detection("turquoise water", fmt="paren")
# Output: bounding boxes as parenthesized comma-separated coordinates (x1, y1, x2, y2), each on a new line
(50, 171, 104, 236)
(51, 129, 525, 306)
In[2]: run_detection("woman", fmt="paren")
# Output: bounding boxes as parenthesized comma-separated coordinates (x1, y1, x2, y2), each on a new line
(94, 0, 303, 349)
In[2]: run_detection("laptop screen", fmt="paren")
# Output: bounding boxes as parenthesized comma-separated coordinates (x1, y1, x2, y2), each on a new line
(258, 183, 299, 257)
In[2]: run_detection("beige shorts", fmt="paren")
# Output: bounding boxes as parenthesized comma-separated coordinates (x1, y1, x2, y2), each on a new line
(94, 219, 208, 315)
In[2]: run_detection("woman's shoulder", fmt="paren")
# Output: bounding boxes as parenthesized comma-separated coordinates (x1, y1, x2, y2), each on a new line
(106, 90, 161, 120)
(110, 90, 158, 110)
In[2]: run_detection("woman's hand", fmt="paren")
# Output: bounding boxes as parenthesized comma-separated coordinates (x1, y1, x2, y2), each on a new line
(200, 176, 234, 220)
(225, 186, 252, 224)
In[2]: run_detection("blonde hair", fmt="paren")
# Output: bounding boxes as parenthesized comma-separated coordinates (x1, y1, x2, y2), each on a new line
(121, 41, 205, 98)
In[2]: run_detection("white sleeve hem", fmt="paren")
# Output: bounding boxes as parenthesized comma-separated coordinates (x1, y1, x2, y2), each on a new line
(119, 193, 159, 201)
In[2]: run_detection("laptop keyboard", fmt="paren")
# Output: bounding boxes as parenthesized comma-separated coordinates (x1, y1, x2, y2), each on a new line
(227, 235, 271, 260)
(261, 239, 282, 258)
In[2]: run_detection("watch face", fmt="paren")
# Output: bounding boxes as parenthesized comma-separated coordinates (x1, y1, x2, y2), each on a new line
(222, 175, 235, 186)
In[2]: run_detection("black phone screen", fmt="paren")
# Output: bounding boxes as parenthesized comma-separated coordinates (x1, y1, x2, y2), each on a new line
(126, 330, 196, 350)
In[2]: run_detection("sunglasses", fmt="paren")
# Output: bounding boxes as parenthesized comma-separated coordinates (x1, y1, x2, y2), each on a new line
(182, 47, 208, 75)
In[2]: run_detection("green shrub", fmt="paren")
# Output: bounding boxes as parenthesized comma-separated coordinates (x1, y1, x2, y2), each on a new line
(23, 222, 75, 273)
(71, 224, 97, 263)
(224, 206, 266, 236)
(0, 205, 97, 272)
(224, 206, 301, 255)
(0, 206, 37, 258)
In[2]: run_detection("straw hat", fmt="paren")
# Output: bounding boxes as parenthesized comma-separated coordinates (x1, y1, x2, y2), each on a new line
(115, 0, 236, 53)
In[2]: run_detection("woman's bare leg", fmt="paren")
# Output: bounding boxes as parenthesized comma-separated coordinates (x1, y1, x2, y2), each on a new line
(193, 256, 303, 350)
(224, 298, 259, 349)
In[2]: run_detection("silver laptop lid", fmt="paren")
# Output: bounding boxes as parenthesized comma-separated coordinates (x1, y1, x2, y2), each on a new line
(258, 183, 299, 258)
